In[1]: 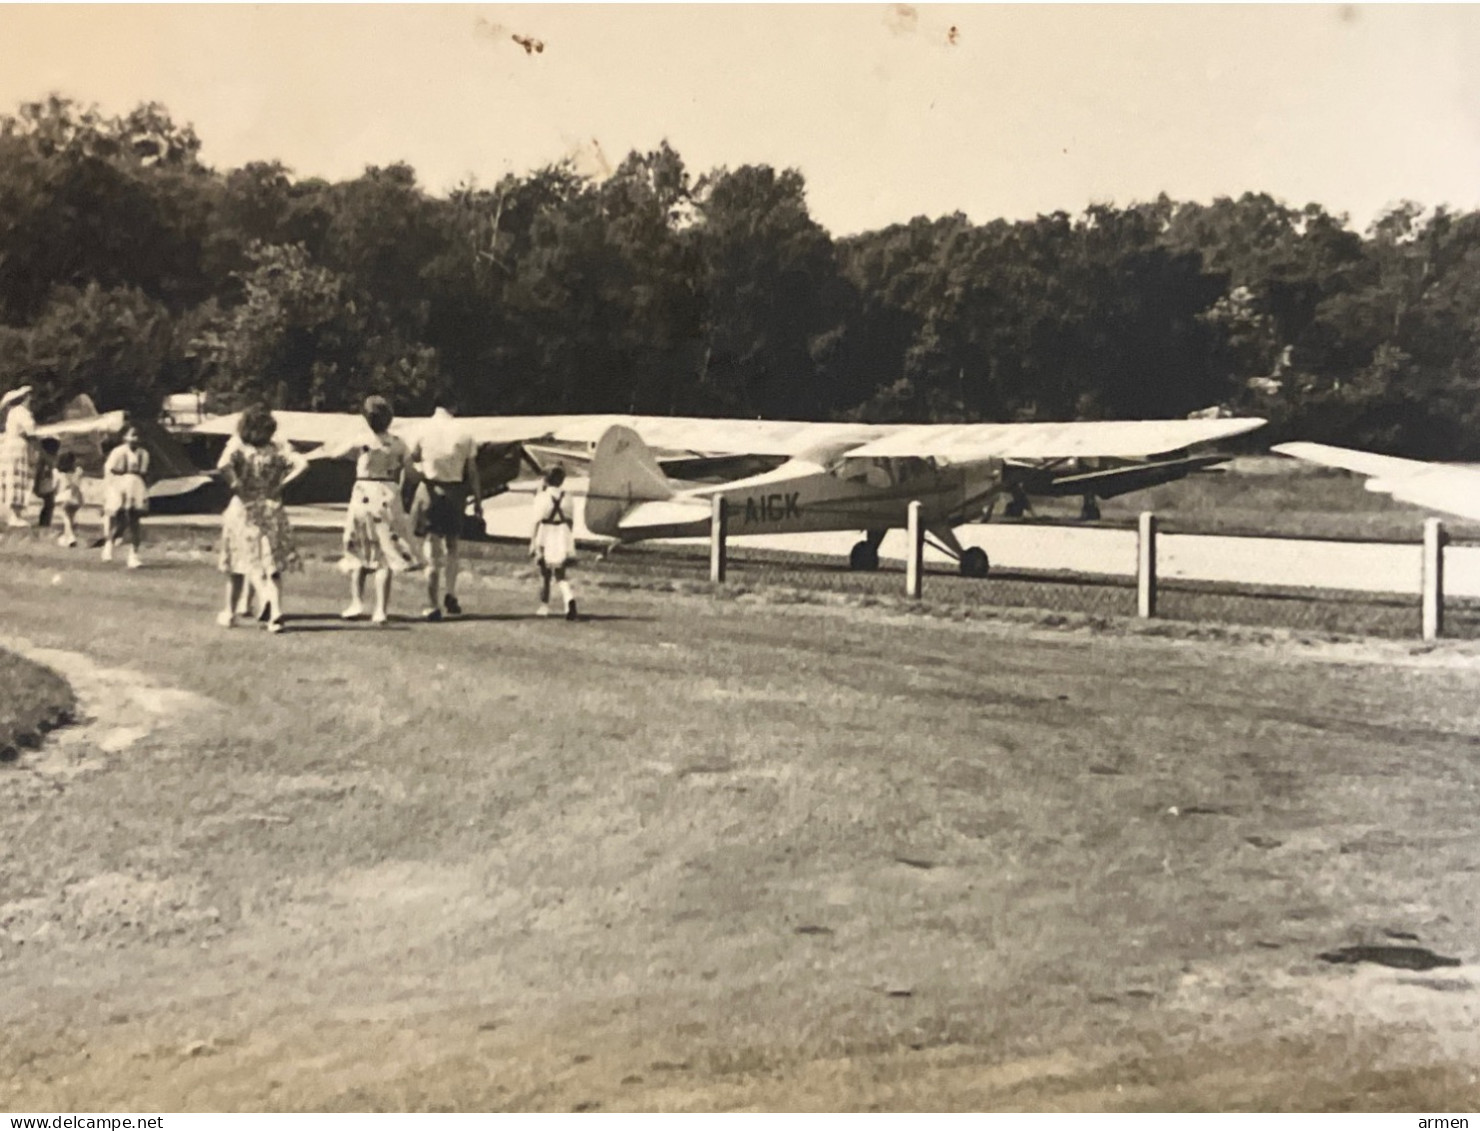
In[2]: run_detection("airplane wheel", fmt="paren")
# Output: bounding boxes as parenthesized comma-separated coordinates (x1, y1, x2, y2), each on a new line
(849, 541, 881, 572)
(959, 547, 990, 578)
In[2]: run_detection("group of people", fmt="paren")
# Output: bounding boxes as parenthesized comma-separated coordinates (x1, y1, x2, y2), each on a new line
(0, 385, 149, 564)
(0, 386, 583, 630)
(215, 394, 579, 632)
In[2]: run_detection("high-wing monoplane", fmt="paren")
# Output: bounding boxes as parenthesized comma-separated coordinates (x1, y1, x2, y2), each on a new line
(187, 408, 1260, 553)
(1272, 442, 1480, 523)
(586, 417, 1267, 575)
(30, 396, 219, 512)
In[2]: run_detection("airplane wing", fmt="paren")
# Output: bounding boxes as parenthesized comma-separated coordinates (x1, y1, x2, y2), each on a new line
(840, 418, 1266, 462)
(195, 411, 590, 450)
(1022, 454, 1230, 500)
(190, 412, 897, 459)
(541, 416, 897, 457)
(1272, 441, 1480, 522)
(188, 412, 1261, 470)
(34, 410, 129, 439)
(191, 411, 369, 450)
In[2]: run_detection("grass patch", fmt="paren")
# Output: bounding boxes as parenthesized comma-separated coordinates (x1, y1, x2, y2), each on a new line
(0, 647, 76, 759)
(3, 527, 1480, 1110)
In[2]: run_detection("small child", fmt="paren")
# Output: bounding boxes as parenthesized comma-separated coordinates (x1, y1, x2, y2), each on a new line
(529, 466, 578, 620)
(53, 450, 84, 547)
(102, 426, 150, 568)
(32, 437, 59, 530)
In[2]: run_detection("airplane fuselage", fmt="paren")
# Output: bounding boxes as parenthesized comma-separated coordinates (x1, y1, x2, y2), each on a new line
(612, 456, 1006, 541)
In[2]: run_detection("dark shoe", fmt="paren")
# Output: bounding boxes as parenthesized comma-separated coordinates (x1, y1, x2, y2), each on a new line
(565, 600, 578, 622)
(443, 594, 462, 616)
(422, 607, 443, 623)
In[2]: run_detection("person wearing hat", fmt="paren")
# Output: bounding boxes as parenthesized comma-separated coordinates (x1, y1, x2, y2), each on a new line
(0, 385, 37, 528)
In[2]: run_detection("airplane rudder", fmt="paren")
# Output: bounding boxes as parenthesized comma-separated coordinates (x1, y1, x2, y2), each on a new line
(587, 424, 674, 538)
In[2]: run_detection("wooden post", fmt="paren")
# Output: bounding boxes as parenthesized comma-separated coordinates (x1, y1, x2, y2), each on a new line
(709, 494, 728, 584)
(1137, 511, 1158, 618)
(906, 500, 924, 599)
(1422, 517, 1445, 641)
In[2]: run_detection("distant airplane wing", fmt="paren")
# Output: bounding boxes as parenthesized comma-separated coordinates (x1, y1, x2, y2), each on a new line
(1024, 454, 1231, 500)
(33, 409, 129, 440)
(841, 417, 1266, 462)
(191, 411, 367, 450)
(1272, 441, 1480, 522)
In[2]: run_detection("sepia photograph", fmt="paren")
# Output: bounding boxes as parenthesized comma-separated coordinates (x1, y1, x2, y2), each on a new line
(2, 2, 1479, 1114)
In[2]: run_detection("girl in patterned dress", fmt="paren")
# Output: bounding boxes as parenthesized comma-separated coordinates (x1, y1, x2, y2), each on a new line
(337, 396, 423, 625)
(0, 386, 37, 528)
(101, 426, 150, 568)
(217, 404, 309, 634)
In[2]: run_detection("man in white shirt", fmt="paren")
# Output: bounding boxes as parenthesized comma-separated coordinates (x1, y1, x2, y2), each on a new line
(409, 398, 482, 620)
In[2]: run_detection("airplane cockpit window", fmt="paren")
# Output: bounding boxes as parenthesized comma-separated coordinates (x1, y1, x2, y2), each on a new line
(800, 436, 871, 476)
(864, 459, 894, 489)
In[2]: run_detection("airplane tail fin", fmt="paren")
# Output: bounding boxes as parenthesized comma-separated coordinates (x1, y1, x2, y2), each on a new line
(586, 424, 675, 538)
(62, 393, 100, 421)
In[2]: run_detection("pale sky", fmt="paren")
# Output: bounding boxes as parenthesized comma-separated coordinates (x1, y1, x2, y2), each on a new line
(4, 4, 1480, 236)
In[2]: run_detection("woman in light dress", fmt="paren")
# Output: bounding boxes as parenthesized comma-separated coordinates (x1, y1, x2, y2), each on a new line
(101, 425, 150, 568)
(216, 404, 309, 634)
(0, 385, 38, 528)
(336, 395, 423, 624)
(529, 465, 578, 620)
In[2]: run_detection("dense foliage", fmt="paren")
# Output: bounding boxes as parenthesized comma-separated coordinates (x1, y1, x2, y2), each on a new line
(2, 97, 1477, 456)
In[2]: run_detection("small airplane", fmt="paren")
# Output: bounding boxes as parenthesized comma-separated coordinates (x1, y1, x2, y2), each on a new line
(1272, 442, 1480, 523)
(29, 396, 222, 512)
(181, 411, 1262, 569)
(585, 417, 1266, 575)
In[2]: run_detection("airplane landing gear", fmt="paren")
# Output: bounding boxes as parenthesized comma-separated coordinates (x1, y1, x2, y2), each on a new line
(958, 546, 990, 578)
(926, 523, 991, 579)
(1079, 494, 1102, 522)
(1003, 486, 1032, 518)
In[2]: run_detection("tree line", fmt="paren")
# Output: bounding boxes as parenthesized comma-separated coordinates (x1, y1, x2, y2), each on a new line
(2, 96, 1478, 458)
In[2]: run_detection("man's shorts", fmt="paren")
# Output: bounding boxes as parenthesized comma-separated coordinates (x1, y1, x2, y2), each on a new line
(411, 480, 468, 539)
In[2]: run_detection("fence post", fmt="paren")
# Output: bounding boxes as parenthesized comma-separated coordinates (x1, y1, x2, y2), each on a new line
(709, 494, 728, 583)
(1422, 517, 1445, 641)
(906, 500, 924, 599)
(1137, 511, 1158, 618)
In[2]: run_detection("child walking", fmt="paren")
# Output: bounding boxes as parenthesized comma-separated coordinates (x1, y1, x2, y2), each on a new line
(33, 437, 59, 532)
(54, 450, 84, 547)
(102, 426, 149, 568)
(529, 466, 578, 620)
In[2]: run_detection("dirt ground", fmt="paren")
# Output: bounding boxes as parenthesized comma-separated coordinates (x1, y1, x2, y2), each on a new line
(2, 533, 1479, 1112)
